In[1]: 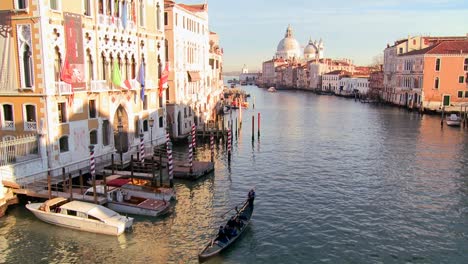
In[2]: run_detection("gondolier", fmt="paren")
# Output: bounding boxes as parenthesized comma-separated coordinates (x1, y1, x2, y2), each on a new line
(199, 191, 255, 261)
(248, 189, 255, 206)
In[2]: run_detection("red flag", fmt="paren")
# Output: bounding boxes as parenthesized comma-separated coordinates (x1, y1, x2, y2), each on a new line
(124, 79, 132, 89)
(159, 63, 169, 98)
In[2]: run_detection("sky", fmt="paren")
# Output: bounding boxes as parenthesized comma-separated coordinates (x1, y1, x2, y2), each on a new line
(179, 0, 468, 72)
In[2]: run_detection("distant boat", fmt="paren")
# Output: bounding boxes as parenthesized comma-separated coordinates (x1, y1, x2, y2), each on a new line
(446, 114, 461, 126)
(267, 87, 277, 92)
(26, 197, 133, 236)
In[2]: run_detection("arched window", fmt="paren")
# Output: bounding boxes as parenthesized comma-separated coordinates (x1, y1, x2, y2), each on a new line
(124, 55, 129, 80)
(24, 104, 36, 131)
(142, 119, 148, 132)
(2, 104, 14, 129)
(435, 58, 441, 71)
(131, 55, 136, 79)
(89, 130, 98, 145)
(101, 52, 107, 80)
(86, 49, 94, 81)
(54, 47, 62, 81)
(23, 44, 34, 87)
(434, 77, 439, 89)
(59, 136, 69, 152)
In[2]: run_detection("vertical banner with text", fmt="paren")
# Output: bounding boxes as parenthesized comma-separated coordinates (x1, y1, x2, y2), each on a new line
(63, 12, 85, 90)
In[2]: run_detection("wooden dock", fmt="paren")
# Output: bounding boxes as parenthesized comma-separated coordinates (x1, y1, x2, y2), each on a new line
(13, 188, 108, 205)
(173, 160, 214, 180)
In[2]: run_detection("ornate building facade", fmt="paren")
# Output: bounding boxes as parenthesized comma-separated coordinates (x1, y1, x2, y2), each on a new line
(0, 0, 166, 187)
(164, 0, 222, 139)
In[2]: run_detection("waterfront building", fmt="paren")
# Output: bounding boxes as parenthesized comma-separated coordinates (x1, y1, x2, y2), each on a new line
(260, 58, 287, 88)
(339, 77, 370, 96)
(296, 64, 309, 89)
(0, 0, 166, 190)
(369, 66, 384, 100)
(383, 35, 468, 108)
(322, 70, 349, 93)
(308, 59, 356, 91)
(164, 1, 222, 139)
(239, 65, 260, 85)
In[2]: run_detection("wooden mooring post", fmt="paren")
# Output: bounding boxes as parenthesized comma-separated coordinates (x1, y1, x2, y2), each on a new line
(68, 173, 73, 200)
(62, 167, 66, 192)
(252, 115, 255, 142)
(47, 173, 52, 199)
(159, 153, 163, 187)
(258, 112, 261, 139)
(79, 170, 83, 195)
(441, 106, 445, 127)
(111, 154, 115, 175)
(103, 171, 107, 198)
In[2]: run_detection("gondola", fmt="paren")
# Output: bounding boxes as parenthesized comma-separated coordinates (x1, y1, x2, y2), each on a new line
(198, 198, 254, 261)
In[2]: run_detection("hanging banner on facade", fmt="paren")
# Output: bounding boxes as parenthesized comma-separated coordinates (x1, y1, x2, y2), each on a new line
(62, 12, 85, 90)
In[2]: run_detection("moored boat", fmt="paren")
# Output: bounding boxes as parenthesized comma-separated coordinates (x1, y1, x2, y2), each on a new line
(26, 197, 133, 236)
(84, 185, 171, 217)
(267, 87, 277, 92)
(198, 192, 255, 261)
(446, 114, 461, 126)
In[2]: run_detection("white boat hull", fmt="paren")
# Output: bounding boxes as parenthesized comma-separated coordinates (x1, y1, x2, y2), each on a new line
(107, 201, 170, 217)
(446, 120, 461, 126)
(26, 202, 132, 236)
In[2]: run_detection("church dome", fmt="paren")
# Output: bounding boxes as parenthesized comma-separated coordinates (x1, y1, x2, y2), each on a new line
(304, 38, 317, 56)
(276, 25, 301, 59)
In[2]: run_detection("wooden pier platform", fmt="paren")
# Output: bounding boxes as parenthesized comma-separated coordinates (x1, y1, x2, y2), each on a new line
(173, 160, 214, 180)
(12, 188, 108, 205)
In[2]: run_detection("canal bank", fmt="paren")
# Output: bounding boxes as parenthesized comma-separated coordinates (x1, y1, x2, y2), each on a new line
(1, 85, 468, 263)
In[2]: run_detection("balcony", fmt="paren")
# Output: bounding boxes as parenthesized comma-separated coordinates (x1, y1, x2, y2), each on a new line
(55, 82, 72, 95)
(2, 121, 14, 130)
(90, 80, 109, 92)
(24, 121, 37, 131)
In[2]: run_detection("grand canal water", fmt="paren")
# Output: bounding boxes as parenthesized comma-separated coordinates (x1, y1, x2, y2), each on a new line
(2, 85, 468, 264)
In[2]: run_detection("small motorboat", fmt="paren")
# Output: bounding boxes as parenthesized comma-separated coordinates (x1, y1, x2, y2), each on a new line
(446, 114, 461, 126)
(84, 186, 171, 217)
(26, 197, 133, 236)
(267, 87, 277, 92)
(198, 193, 255, 261)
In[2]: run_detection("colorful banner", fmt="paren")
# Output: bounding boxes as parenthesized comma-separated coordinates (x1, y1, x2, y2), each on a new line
(62, 12, 85, 90)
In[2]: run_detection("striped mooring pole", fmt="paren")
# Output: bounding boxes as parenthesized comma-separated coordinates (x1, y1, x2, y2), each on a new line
(191, 123, 196, 151)
(227, 129, 231, 163)
(166, 133, 174, 187)
(139, 133, 145, 163)
(188, 135, 193, 174)
(89, 145, 96, 177)
(89, 145, 97, 204)
(210, 132, 214, 163)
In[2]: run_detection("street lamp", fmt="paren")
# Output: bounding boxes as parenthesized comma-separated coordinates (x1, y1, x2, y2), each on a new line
(117, 119, 123, 167)
(148, 117, 154, 146)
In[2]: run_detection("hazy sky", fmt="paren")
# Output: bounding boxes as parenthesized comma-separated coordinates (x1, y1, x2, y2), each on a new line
(179, 0, 468, 72)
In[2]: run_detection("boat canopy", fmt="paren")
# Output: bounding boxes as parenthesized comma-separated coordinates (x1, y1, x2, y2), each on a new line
(60, 201, 118, 219)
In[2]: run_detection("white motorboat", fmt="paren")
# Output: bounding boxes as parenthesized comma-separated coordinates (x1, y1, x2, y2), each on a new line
(267, 87, 277, 92)
(446, 114, 461, 126)
(85, 186, 171, 217)
(26, 197, 133, 236)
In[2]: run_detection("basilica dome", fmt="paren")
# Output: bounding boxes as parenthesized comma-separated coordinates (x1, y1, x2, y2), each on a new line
(276, 25, 301, 59)
(304, 38, 317, 59)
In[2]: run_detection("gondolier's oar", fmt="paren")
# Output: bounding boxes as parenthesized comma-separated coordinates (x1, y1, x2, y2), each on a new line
(220, 202, 244, 218)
